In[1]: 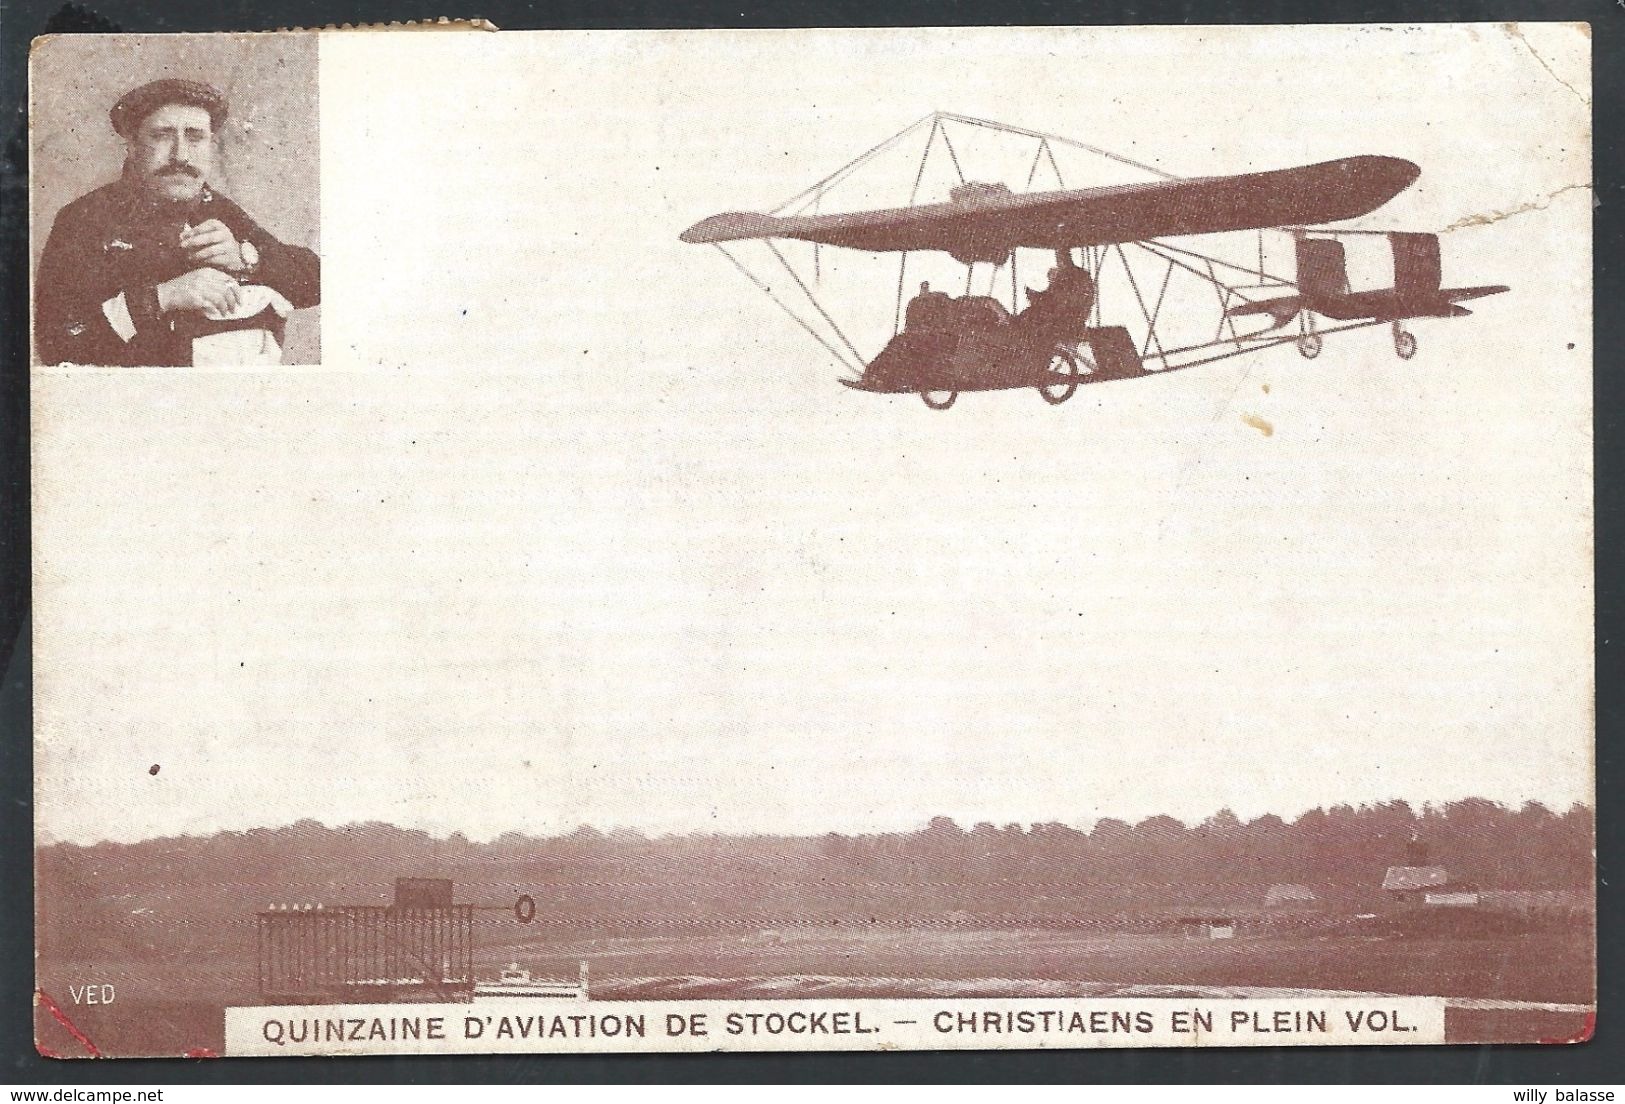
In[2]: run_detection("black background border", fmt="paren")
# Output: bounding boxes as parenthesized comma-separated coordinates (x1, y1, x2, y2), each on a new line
(1, 0, 1618, 1085)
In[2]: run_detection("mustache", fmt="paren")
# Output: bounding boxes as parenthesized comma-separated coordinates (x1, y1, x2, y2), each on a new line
(154, 162, 201, 178)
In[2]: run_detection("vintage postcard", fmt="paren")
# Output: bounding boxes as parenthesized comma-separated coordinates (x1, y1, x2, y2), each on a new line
(30, 24, 1592, 1057)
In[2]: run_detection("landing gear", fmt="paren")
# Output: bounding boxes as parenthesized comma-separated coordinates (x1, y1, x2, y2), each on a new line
(1039, 348, 1081, 405)
(1392, 323, 1417, 360)
(1296, 311, 1322, 359)
(921, 389, 958, 410)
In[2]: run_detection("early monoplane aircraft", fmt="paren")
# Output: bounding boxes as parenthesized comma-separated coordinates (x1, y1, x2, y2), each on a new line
(681, 113, 1508, 409)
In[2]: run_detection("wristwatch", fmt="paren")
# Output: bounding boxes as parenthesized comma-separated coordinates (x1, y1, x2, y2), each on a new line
(239, 240, 261, 276)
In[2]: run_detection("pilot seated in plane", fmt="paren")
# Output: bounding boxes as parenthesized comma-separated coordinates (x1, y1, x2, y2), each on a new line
(1013, 253, 1095, 351)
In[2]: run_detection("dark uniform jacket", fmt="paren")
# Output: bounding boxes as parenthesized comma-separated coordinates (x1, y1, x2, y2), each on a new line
(35, 178, 321, 367)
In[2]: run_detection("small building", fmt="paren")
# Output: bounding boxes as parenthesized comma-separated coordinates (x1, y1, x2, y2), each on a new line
(1263, 883, 1318, 909)
(1382, 865, 1478, 907)
(1383, 864, 1448, 897)
(1179, 916, 1236, 940)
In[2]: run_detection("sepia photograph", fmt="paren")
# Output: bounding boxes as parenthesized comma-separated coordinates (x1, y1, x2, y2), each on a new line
(27, 24, 1592, 1060)
(30, 33, 320, 367)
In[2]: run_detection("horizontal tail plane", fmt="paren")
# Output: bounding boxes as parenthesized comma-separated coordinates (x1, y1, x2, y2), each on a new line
(1227, 232, 1507, 328)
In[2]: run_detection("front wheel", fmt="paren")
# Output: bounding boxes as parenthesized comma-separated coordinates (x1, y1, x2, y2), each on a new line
(1039, 348, 1081, 405)
(1297, 333, 1323, 360)
(921, 389, 958, 410)
(1394, 329, 1417, 360)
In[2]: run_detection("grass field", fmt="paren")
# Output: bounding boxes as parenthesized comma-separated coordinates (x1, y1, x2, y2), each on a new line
(35, 923, 1593, 1056)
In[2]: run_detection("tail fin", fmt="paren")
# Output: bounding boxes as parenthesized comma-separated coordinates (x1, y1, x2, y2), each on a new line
(1392, 232, 1443, 296)
(1297, 238, 1350, 299)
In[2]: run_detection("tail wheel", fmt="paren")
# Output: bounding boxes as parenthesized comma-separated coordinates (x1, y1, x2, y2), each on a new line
(1039, 347, 1081, 405)
(1394, 329, 1418, 360)
(1296, 333, 1323, 360)
(921, 389, 958, 410)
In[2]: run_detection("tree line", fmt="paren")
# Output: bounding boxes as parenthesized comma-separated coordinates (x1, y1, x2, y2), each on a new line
(40, 797, 1592, 937)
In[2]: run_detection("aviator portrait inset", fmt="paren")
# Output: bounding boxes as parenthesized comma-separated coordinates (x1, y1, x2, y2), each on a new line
(35, 78, 320, 367)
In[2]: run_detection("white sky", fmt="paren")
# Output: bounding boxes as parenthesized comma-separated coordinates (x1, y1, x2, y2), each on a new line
(33, 25, 1592, 844)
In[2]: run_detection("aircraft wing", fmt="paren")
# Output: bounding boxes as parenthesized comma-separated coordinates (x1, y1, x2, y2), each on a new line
(681, 156, 1420, 263)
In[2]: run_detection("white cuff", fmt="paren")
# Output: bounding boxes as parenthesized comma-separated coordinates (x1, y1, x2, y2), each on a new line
(101, 292, 137, 343)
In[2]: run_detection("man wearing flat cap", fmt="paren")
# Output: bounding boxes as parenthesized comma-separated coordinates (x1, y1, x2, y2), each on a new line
(35, 78, 320, 366)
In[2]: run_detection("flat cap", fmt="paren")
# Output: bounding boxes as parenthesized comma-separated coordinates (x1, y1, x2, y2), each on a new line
(109, 78, 227, 137)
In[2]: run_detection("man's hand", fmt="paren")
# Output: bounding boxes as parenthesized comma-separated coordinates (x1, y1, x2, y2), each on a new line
(156, 267, 243, 316)
(181, 219, 245, 272)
